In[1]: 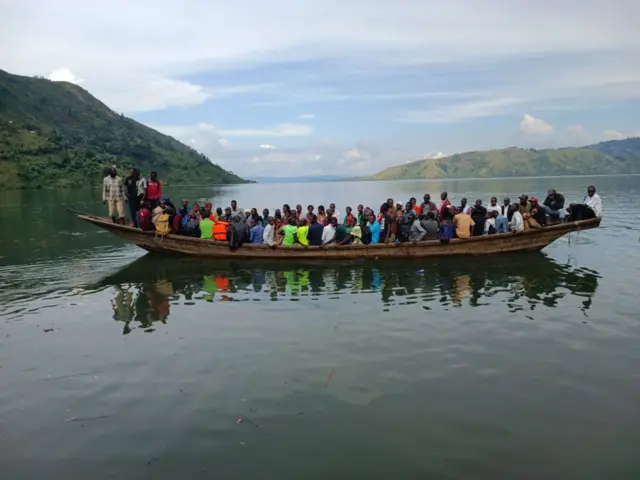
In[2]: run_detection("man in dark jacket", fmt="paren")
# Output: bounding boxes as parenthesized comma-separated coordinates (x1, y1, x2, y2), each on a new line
(542, 189, 566, 220)
(229, 217, 250, 249)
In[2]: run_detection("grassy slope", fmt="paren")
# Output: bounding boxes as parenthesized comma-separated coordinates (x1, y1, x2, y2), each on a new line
(369, 139, 640, 180)
(0, 70, 247, 188)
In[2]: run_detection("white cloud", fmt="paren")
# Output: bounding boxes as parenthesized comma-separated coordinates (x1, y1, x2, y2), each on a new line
(218, 123, 313, 137)
(602, 129, 640, 140)
(424, 152, 447, 159)
(519, 113, 554, 135)
(48, 67, 83, 84)
(396, 97, 528, 124)
(297, 114, 315, 119)
(260, 144, 277, 149)
(3, 0, 639, 115)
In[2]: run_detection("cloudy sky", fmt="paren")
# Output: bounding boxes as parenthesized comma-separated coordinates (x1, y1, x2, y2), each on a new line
(2, 0, 639, 177)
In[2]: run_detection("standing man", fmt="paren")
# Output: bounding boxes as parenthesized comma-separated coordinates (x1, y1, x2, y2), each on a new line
(458, 198, 471, 215)
(439, 192, 451, 221)
(103, 167, 126, 224)
(124, 168, 141, 226)
(146, 171, 162, 209)
(500, 197, 511, 217)
(420, 194, 438, 217)
(230, 200, 245, 222)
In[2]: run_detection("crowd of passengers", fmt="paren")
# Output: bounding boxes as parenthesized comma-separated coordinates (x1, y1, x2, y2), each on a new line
(102, 168, 602, 248)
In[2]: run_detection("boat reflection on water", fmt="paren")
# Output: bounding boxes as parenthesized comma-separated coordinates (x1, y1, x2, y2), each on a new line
(100, 253, 600, 334)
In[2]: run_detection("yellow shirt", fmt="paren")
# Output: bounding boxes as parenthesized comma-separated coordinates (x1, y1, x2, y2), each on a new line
(297, 225, 309, 246)
(453, 213, 475, 238)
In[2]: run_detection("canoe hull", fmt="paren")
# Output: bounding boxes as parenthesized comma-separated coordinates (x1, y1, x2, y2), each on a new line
(76, 213, 601, 259)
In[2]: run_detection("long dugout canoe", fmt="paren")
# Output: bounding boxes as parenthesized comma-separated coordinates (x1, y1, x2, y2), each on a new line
(75, 212, 601, 260)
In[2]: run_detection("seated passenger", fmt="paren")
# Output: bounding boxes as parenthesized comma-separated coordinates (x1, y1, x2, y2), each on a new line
(307, 214, 324, 246)
(250, 218, 265, 244)
(453, 207, 475, 239)
(494, 211, 509, 233)
(408, 212, 426, 241)
(200, 215, 215, 239)
(567, 185, 602, 221)
(367, 213, 381, 244)
(219, 207, 233, 222)
(138, 202, 154, 231)
(229, 217, 250, 249)
(529, 197, 547, 226)
(184, 211, 201, 238)
(509, 204, 525, 232)
(296, 219, 310, 246)
(347, 217, 363, 244)
(322, 217, 337, 245)
(212, 216, 229, 241)
(334, 218, 351, 246)
(541, 189, 566, 220)
(263, 216, 276, 246)
(280, 217, 298, 246)
(421, 211, 440, 240)
(470, 199, 487, 236)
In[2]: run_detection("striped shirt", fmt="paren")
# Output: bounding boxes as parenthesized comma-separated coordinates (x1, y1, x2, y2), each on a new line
(103, 175, 125, 201)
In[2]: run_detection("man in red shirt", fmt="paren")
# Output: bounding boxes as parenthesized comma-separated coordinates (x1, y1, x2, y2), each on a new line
(438, 191, 451, 221)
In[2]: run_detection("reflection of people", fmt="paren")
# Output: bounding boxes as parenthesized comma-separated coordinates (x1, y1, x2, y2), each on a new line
(111, 285, 134, 334)
(99, 254, 600, 333)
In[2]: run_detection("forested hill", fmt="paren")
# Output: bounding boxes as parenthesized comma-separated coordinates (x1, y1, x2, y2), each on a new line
(0, 69, 247, 188)
(368, 138, 640, 181)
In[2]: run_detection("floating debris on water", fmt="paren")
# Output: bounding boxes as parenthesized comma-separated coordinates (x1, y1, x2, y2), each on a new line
(324, 369, 336, 388)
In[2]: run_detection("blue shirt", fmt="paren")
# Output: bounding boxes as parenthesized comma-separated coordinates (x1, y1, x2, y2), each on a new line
(495, 215, 508, 233)
(250, 224, 265, 244)
(307, 222, 324, 246)
(369, 221, 381, 244)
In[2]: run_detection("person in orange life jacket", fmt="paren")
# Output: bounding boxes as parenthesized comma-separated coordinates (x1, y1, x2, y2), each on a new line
(146, 171, 162, 209)
(212, 217, 230, 241)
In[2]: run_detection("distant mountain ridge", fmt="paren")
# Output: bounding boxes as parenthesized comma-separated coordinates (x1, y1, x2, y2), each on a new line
(369, 138, 640, 180)
(0, 69, 247, 188)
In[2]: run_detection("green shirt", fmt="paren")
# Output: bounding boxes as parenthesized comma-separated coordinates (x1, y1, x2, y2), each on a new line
(282, 224, 298, 246)
(200, 218, 214, 239)
(297, 225, 309, 246)
(335, 225, 349, 243)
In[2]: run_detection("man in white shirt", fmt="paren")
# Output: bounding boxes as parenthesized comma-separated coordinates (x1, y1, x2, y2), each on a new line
(567, 185, 602, 221)
(484, 196, 501, 234)
(584, 185, 602, 217)
(263, 217, 276, 246)
(509, 204, 525, 232)
(322, 220, 336, 244)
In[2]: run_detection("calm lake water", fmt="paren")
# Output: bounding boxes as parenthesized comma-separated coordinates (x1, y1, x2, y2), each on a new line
(1, 177, 639, 479)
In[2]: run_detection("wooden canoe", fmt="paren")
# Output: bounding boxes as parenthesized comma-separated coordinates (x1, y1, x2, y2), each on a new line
(75, 212, 601, 259)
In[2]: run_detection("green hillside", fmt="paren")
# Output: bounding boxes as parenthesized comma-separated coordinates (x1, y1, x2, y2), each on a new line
(0, 69, 247, 188)
(369, 138, 640, 181)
